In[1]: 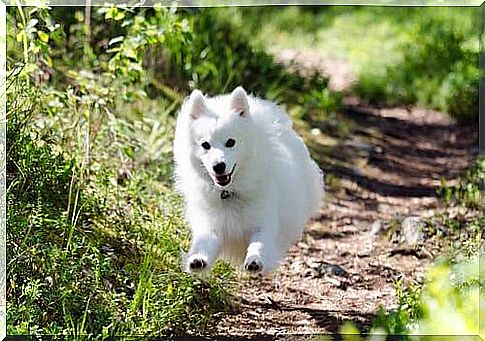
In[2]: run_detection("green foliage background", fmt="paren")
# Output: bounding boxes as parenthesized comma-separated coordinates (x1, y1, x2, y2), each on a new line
(6, 4, 483, 338)
(235, 6, 481, 123)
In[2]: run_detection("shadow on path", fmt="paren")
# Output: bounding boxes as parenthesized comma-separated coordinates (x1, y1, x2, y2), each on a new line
(309, 100, 478, 199)
(237, 298, 375, 335)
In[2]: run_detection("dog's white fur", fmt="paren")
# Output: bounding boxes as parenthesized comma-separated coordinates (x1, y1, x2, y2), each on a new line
(173, 86, 323, 274)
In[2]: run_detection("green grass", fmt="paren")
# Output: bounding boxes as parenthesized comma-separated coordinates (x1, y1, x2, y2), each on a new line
(6, 74, 236, 337)
(243, 7, 407, 71)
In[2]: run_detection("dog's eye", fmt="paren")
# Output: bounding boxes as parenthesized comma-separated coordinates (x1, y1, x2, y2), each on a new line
(201, 142, 211, 150)
(225, 138, 236, 148)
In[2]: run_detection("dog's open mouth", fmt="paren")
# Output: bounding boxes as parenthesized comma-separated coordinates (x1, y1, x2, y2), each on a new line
(213, 164, 236, 187)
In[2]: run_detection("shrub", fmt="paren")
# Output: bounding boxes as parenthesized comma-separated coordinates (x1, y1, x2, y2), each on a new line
(355, 9, 480, 122)
(366, 257, 483, 339)
(439, 61, 479, 123)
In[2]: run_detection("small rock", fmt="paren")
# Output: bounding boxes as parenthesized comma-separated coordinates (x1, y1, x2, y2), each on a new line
(297, 242, 309, 249)
(357, 250, 372, 258)
(265, 296, 280, 308)
(370, 220, 384, 235)
(247, 311, 260, 318)
(419, 247, 434, 259)
(323, 276, 342, 287)
(304, 269, 315, 277)
(296, 319, 311, 325)
(316, 261, 349, 278)
(401, 216, 425, 245)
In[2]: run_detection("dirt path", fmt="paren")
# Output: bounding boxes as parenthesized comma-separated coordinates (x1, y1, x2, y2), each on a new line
(216, 49, 479, 337)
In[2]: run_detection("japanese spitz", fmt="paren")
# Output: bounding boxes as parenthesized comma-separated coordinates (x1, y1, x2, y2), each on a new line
(173, 86, 323, 274)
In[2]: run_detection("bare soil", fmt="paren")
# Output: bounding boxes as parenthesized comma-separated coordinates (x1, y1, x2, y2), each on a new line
(215, 49, 479, 337)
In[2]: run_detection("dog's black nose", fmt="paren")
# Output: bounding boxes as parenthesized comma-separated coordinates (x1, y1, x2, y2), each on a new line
(213, 162, 226, 174)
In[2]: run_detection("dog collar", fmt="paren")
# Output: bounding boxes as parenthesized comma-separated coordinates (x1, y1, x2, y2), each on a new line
(220, 190, 235, 200)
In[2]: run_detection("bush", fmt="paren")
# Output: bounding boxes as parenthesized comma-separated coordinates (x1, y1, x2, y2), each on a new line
(229, 6, 479, 122)
(439, 61, 479, 123)
(366, 257, 483, 339)
(354, 9, 479, 122)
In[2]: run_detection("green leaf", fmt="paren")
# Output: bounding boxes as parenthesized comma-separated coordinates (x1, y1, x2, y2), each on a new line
(123, 146, 135, 159)
(37, 31, 49, 43)
(105, 7, 115, 20)
(16, 31, 25, 43)
(105, 7, 126, 21)
(114, 11, 125, 21)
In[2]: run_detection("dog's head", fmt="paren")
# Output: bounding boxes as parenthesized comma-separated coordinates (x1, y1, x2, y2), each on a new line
(181, 86, 253, 188)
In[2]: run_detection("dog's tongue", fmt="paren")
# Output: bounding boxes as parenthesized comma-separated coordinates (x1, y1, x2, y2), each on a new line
(215, 174, 230, 186)
(216, 175, 228, 182)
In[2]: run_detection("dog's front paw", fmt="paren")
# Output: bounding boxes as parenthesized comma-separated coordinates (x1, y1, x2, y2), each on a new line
(186, 254, 208, 273)
(244, 256, 263, 273)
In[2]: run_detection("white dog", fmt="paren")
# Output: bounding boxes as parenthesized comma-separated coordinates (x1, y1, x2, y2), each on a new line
(173, 86, 323, 274)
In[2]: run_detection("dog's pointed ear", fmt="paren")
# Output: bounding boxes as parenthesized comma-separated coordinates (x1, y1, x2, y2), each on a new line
(188, 89, 207, 120)
(230, 86, 249, 117)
